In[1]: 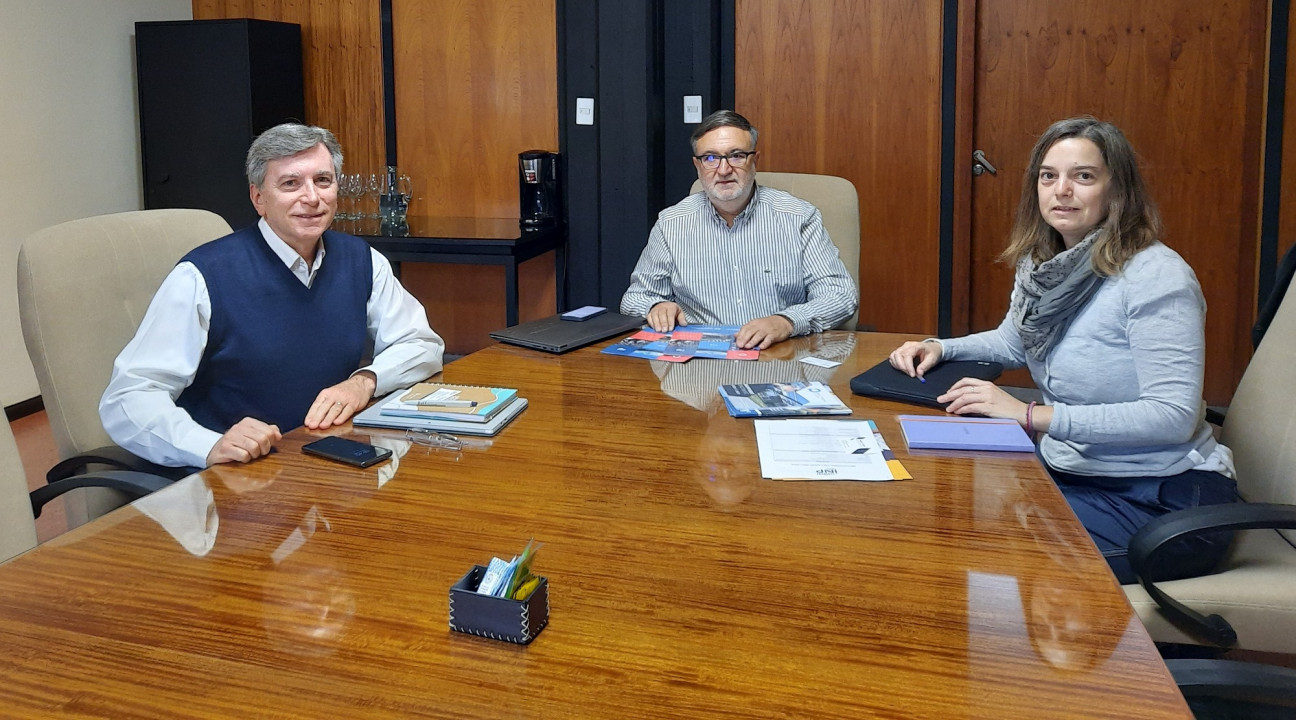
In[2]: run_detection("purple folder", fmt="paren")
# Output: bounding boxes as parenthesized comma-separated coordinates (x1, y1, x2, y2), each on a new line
(898, 415, 1036, 452)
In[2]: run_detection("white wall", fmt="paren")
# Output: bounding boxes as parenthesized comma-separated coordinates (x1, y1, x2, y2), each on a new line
(0, 0, 192, 407)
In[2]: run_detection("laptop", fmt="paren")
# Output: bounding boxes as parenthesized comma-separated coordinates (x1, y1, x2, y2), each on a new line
(849, 359, 1004, 409)
(489, 313, 645, 354)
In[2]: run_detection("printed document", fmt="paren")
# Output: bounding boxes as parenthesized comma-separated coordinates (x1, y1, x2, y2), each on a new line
(754, 419, 899, 481)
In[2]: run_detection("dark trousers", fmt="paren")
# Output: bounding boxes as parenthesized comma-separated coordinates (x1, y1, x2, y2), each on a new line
(1044, 463, 1239, 585)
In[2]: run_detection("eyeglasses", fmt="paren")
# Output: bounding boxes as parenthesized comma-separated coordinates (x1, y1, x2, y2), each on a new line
(693, 150, 756, 169)
(404, 429, 463, 450)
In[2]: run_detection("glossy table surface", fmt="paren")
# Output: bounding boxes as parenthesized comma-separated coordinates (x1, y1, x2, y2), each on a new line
(0, 333, 1190, 718)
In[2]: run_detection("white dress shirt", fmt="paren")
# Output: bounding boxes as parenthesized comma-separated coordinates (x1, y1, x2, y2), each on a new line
(620, 185, 858, 334)
(100, 219, 444, 468)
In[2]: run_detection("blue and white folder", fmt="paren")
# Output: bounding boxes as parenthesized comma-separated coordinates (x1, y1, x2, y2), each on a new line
(898, 415, 1035, 452)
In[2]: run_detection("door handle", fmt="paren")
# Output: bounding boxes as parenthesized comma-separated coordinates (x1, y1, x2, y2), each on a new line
(972, 149, 997, 177)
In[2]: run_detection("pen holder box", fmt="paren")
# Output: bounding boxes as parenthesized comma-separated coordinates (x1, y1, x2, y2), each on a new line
(449, 565, 549, 645)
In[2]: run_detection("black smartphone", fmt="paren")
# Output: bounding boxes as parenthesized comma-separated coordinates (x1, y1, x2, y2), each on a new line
(302, 436, 392, 468)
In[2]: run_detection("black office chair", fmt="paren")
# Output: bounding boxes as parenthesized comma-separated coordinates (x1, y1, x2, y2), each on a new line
(1169, 659, 1296, 719)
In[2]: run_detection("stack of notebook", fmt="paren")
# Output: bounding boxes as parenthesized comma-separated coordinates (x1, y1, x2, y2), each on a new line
(353, 382, 527, 436)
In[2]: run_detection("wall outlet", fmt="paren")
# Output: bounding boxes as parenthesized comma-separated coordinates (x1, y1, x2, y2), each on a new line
(684, 95, 702, 123)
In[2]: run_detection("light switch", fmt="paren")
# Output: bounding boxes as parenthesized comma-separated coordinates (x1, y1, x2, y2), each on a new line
(684, 95, 702, 123)
(576, 97, 594, 126)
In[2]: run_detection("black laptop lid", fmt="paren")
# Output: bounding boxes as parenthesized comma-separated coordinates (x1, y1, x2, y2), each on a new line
(850, 359, 1004, 409)
(490, 313, 644, 353)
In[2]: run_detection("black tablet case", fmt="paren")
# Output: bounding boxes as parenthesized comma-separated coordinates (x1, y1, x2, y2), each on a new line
(849, 359, 1004, 409)
(489, 313, 644, 353)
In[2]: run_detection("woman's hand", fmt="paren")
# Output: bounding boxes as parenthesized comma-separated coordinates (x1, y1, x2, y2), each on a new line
(888, 340, 943, 378)
(939, 378, 1027, 424)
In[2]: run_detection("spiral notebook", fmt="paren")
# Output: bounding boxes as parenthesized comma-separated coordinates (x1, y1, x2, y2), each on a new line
(381, 383, 518, 423)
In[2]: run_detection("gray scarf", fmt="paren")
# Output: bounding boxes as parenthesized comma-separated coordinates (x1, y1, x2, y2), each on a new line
(1011, 230, 1103, 362)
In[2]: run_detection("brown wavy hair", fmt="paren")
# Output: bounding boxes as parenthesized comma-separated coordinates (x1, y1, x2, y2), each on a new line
(1000, 117, 1163, 276)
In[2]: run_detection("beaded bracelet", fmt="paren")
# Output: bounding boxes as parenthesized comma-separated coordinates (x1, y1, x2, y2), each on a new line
(1025, 401, 1038, 441)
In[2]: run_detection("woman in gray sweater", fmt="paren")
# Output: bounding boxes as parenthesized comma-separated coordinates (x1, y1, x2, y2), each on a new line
(888, 117, 1237, 584)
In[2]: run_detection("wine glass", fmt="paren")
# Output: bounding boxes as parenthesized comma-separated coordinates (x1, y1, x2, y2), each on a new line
(344, 173, 362, 222)
(366, 173, 382, 221)
(334, 173, 352, 222)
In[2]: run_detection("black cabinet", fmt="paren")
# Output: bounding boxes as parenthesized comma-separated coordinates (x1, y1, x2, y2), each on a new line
(136, 19, 304, 229)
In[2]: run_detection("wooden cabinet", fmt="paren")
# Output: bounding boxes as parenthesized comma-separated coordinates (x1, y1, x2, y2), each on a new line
(136, 19, 304, 229)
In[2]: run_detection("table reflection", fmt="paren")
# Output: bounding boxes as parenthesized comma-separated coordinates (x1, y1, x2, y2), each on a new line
(1014, 501, 1132, 672)
(651, 332, 857, 413)
(260, 510, 357, 658)
(132, 473, 218, 557)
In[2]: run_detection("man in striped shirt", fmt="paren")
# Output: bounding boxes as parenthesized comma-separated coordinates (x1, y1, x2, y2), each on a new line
(620, 110, 858, 350)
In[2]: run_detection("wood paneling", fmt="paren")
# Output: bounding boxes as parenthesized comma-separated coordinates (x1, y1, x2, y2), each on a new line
(195, 0, 560, 352)
(193, 0, 387, 178)
(968, 1, 1269, 405)
(950, 1, 978, 337)
(392, 0, 558, 219)
(0, 335, 1192, 718)
(400, 254, 557, 356)
(735, 0, 945, 336)
(391, 0, 559, 350)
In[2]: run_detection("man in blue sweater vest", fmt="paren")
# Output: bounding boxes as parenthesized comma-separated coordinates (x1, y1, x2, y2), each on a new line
(100, 124, 444, 469)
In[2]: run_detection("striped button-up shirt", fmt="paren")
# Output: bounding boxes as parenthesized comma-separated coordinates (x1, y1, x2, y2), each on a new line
(620, 185, 858, 335)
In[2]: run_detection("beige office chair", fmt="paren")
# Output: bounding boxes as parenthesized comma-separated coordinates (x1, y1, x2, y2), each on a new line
(689, 171, 861, 330)
(2, 414, 175, 563)
(0, 420, 38, 563)
(17, 209, 233, 527)
(1122, 269, 1296, 654)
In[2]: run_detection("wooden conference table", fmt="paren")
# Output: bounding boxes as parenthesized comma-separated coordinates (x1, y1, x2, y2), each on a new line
(0, 333, 1190, 718)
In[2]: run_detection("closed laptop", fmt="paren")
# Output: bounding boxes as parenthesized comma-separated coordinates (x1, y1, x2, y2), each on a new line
(490, 313, 644, 354)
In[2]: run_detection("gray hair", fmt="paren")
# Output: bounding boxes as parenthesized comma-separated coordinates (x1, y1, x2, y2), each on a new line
(689, 110, 758, 154)
(245, 123, 344, 188)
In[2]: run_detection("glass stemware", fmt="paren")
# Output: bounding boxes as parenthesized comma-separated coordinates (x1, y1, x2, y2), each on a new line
(366, 173, 382, 220)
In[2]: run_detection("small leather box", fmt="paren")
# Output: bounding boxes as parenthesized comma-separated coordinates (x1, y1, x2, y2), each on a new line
(449, 565, 549, 645)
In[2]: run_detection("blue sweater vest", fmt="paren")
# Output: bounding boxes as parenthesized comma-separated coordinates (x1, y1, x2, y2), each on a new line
(176, 226, 372, 433)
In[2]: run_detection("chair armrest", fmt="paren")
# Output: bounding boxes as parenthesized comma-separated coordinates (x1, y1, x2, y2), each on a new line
(30, 470, 176, 519)
(1128, 502, 1296, 648)
(47, 445, 193, 484)
(1205, 405, 1227, 426)
(1168, 658, 1296, 708)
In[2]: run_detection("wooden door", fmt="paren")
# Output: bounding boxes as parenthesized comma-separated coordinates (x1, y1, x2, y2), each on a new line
(735, 0, 946, 336)
(963, 1, 1269, 405)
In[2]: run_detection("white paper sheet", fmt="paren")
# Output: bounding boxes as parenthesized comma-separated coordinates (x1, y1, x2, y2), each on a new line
(754, 419, 896, 481)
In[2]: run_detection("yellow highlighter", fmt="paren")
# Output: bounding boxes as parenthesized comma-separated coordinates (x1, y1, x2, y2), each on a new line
(513, 576, 541, 601)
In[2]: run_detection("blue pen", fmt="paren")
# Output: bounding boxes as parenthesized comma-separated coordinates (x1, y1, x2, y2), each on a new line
(918, 376, 926, 384)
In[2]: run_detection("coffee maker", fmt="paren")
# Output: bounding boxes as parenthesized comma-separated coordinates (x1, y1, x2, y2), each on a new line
(518, 150, 560, 226)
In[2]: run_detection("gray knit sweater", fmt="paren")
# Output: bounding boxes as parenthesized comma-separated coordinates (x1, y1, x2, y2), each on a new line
(938, 242, 1220, 478)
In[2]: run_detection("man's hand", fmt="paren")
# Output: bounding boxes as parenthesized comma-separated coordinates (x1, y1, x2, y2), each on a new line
(647, 301, 688, 333)
(305, 371, 377, 429)
(735, 315, 794, 350)
(206, 417, 281, 466)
